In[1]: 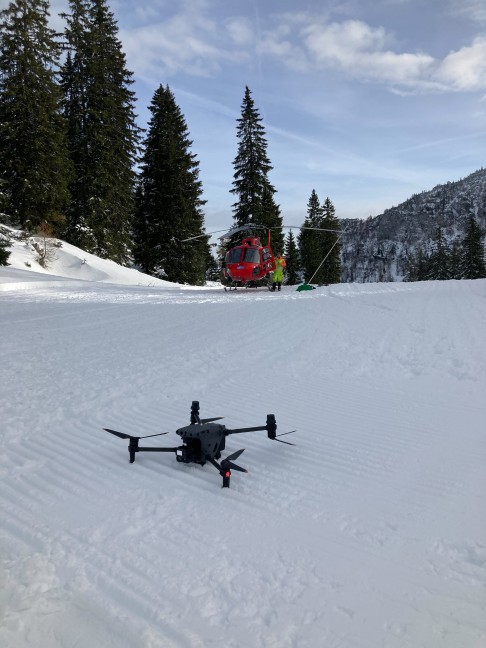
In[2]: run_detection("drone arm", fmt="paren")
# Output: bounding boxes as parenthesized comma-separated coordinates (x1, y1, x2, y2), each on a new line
(207, 457, 222, 471)
(226, 414, 277, 440)
(225, 425, 267, 435)
(136, 446, 180, 452)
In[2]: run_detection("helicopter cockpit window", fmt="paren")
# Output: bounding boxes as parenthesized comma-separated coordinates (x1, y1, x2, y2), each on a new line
(262, 248, 271, 261)
(243, 248, 260, 263)
(226, 248, 242, 264)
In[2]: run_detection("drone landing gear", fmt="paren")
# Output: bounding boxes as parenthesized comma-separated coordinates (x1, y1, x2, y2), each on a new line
(209, 449, 247, 488)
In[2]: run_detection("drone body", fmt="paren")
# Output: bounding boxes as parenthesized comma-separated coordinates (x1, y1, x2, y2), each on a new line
(104, 401, 295, 487)
(175, 421, 226, 465)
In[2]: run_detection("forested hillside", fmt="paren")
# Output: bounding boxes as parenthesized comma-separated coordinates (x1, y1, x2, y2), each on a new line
(341, 168, 486, 282)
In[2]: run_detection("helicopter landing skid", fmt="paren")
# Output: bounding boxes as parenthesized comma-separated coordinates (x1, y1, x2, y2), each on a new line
(224, 280, 271, 291)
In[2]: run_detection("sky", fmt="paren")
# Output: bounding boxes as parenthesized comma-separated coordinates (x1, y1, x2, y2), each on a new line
(4, 0, 486, 231)
(1, 235, 486, 647)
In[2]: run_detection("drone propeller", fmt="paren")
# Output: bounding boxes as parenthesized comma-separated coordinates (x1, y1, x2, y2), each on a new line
(208, 449, 247, 487)
(274, 438, 295, 446)
(270, 430, 297, 446)
(103, 428, 172, 463)
(103, 428, 169, 440)
(223, 448, 247, 470)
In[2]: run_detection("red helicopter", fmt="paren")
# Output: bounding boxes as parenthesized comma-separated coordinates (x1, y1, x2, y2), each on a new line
(182, 223, 278, 290)
(182, 222, 342, 290)
(220, 225, 276, 290)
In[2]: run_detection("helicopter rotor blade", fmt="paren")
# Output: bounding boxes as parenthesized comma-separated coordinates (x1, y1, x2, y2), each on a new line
(181, 226, 240, 243)
(180, 233, 211, 242)
(218, 223, 265, 240)
(200, 417, 224, 424)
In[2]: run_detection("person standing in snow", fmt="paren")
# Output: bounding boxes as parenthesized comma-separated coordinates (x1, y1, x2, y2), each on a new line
(271, 254, 286, 291)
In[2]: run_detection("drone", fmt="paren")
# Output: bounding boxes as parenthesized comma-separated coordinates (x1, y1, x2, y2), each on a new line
(103, 401, 295, 488)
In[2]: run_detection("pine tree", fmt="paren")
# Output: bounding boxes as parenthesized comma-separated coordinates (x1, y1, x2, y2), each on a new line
(320, 197, 341, 284)
(133, 85, 208, 284)
(298, 191, 341, 284)
(261, 184, 284, 254)
(448, 240, 462, 280)
(0, 228, 11, 265)
(459, 216, 486, 279)
(61, 0, 140, 264)
(0, 0, 71, 234)
(405, 246, 428, 281)
(298, 189, 323, 282)
(284, 229, 300, 285)
(60, 0, 93, 250)
(231, 86, 283, 250)
(205, 249, 219, 282)
(427, 227, 451, 280)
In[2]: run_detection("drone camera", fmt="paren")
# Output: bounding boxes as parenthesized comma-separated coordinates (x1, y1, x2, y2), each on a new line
(176, 439, 201, 464)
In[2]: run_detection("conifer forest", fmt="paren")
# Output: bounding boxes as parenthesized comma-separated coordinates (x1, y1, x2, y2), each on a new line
(0, 0, 484, 283)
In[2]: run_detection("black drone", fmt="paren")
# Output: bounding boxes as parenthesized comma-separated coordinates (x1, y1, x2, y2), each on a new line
(104, 401, 295, 487)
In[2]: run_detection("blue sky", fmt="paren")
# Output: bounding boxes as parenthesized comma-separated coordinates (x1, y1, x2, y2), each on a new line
(13, 0, 486, 228)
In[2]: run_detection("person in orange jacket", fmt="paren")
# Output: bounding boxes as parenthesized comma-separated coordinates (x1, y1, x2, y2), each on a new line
(271, 254, 286, 291)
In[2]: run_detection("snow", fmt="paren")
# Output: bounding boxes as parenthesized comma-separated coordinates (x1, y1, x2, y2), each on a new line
(1, 236, 485, 648)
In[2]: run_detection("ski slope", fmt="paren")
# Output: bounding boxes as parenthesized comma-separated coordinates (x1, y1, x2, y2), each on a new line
(0, 244, 485, 648)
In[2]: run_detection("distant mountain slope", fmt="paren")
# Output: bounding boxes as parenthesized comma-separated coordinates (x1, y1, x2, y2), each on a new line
(340, 168, 486, 282)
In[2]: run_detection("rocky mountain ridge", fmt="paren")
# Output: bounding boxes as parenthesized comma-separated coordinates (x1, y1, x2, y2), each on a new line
(340, 168, 486, 282)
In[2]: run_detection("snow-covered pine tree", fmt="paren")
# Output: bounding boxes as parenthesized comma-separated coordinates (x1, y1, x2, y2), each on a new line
(0, 228, 11, 265)
(284, 229, 300, 285)
(0, 0, 71, 234)
(133, 85, 208, 285)
(459, 216, 486, 279)
(61, 0, 140, 264)
(231, 86, 282, 250)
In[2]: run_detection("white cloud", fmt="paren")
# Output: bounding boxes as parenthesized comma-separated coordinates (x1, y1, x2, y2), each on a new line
(116, 2, 486, 95)
(436, 37, 486, 91)
(120, 6, 246, 81)
(301, 19, 435, 87)
(258, 23, 309, 72)
(258, 14, 486, 94)
(448, 0, 486, 24)
(225, 17, 254, 46)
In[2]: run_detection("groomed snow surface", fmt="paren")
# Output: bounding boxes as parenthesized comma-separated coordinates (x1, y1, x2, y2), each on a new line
(1, 237, 485, 648)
